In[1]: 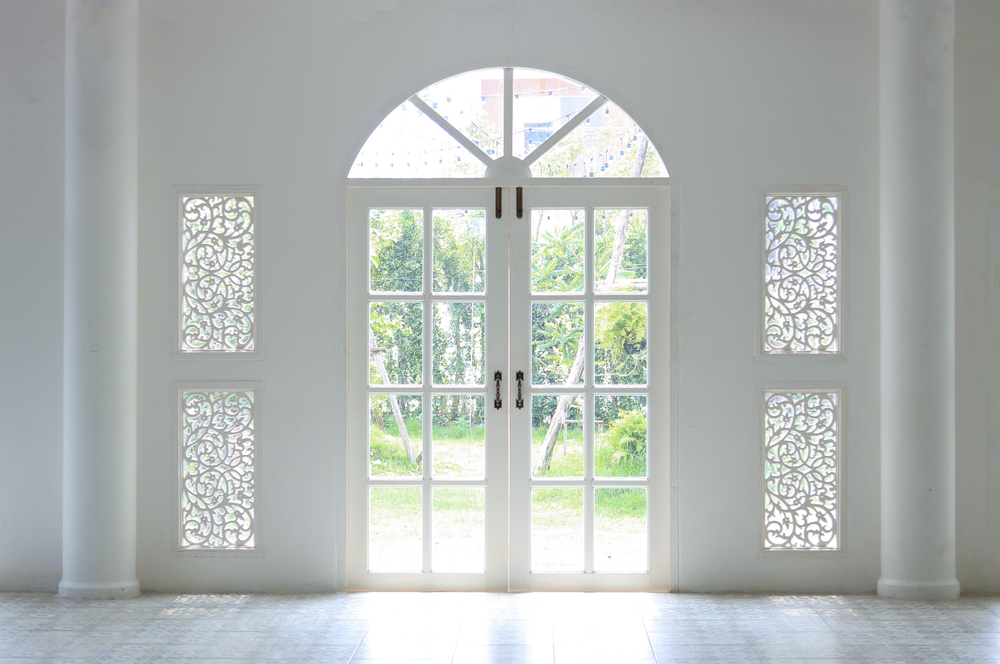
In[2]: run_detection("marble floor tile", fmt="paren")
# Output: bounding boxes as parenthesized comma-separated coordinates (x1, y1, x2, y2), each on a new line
(5, 591, 1000, 662)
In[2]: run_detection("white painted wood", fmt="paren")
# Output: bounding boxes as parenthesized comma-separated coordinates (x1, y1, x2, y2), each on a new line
(503, 68, 513, 159)
(349, 184, 668, 591)
(508, 185, 670, 591)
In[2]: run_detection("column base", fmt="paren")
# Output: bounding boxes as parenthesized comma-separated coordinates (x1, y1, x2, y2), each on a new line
(877, 578, 960, 600)
(58, 580, 140, 600)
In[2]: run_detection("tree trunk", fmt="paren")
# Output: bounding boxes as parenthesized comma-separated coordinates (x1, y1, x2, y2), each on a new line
(369, 329, 415, 463)
(532, 136, 649, 475)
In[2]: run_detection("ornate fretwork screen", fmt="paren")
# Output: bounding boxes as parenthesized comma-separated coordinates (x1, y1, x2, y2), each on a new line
(180, 389, 256, 550)
(763, 195, 839, 354)
(763, 390, 839, 551)
(180, 195, 256, 352)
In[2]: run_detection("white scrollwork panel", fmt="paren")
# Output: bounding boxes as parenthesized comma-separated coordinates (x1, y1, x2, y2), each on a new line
(764, 391, 839, 550)
(764, 195, 839, 353)
(181, 390, 256, 549)
(181, 195, 255, 352)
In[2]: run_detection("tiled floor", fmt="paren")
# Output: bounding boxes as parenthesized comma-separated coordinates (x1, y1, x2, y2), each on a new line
(1, 591, 1000, 663)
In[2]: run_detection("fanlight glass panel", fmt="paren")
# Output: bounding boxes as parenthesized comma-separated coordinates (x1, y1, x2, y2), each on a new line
(349, 68, 668, 179)
(530, 100, 666, 178)
(350, 101, 486, 178)
(417, 68, 504, 159)
(511, 68, 601, 160)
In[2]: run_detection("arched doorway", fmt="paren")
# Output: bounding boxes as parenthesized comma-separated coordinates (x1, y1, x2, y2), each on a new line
(346, 68, 671, 591)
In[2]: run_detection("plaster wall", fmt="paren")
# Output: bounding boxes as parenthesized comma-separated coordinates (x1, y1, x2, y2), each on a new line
(134, 0, 880, 592)
(8, 0, 996, 594)
(955, 0, 1000, 592)
(0, 0, 64, 592)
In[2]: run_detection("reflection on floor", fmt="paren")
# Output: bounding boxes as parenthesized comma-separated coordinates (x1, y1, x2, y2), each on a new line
(2, 591, 1000, 662)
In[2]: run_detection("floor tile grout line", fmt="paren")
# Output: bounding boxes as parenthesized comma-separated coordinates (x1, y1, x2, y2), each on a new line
(347, 616, 373, 663)
(642, 614, 658, 664)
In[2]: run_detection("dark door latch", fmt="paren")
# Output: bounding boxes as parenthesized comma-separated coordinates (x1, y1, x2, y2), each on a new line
(494, 371, 503, 409)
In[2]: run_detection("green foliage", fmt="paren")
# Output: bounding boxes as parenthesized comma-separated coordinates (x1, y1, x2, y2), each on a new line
(595, 487, 646, 518)
(531, 215, 585, 292)
(594, 409, 647, 477)
(595, 302, 647, 362)
(368, 422, 422, 476)
(607, 409, 647, 457)
(594, 209, 647, 283)
(369, 209, 422, 292)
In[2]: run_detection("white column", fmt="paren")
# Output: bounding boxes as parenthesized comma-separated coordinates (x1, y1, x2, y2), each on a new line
(60, 0, 139, 600)
(879, 0, 958, 600)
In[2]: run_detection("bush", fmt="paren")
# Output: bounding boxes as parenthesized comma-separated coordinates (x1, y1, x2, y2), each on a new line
(595, 409, 646, 477)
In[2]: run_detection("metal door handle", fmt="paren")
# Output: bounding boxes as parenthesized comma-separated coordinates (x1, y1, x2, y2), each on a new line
(515, 371, 524, 409)
(494, 371, 503, 409)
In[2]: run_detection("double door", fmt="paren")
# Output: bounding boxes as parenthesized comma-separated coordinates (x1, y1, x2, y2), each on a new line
(347, 183, 669, 591)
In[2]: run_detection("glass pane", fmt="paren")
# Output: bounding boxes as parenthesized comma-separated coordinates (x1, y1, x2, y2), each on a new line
(530, 100, 668, 179)
(531, 395, 583, 478)
(369, 395, 422, 478)
(595, 395, 647, 478)
(532, 302, 584, 386)
(350, 102, 487, 178)
(370, 302, 423, 386)
(531, 210, 584, 293)
(432, 302, 485, 386)
(433, 209, 486, 293)
(432, 487, 486, 573)
(595, 488, 647, 572)
(417, 68, 504, 159)
(432, 395, 485, 479)
(594, 301, 646, 385)
(512, 69, 601, 161)
(531, 488, 584, 572)
(595, 209, 647, 293)
(369, 208, 423, 293)
(369, 487, 422, 572)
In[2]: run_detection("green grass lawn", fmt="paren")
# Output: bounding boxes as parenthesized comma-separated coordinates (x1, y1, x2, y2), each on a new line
(368, 420, 647, 572)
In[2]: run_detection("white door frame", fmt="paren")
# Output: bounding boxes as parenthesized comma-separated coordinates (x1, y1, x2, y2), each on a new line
(346, 178, 674, 591)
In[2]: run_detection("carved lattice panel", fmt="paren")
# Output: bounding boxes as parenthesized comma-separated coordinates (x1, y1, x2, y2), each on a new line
(181, 195, 255, 352)
(764, 195, 839, 353)
(181, 390, 256, 549)
(764, 391, 839, 550)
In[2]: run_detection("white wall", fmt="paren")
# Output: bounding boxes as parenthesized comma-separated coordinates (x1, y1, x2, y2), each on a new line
(133, 0, 881, 593)
(0, 0, 64, 592)
(956, 0, 1000, 593)
(3, 0, 995, 594)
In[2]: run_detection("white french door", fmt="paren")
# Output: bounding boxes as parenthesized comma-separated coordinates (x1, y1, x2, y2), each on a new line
(347, 181, 670, 591)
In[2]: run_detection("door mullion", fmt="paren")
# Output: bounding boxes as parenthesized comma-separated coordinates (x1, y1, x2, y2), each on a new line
(485, 188, 512, 591)
(507, 188, 533, 591)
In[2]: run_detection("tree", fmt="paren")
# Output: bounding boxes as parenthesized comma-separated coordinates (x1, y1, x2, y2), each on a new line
(533, 137, 650, 475)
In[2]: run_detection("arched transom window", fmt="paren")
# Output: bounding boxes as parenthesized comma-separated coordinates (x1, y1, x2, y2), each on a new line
(349, 68, 668, 179)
